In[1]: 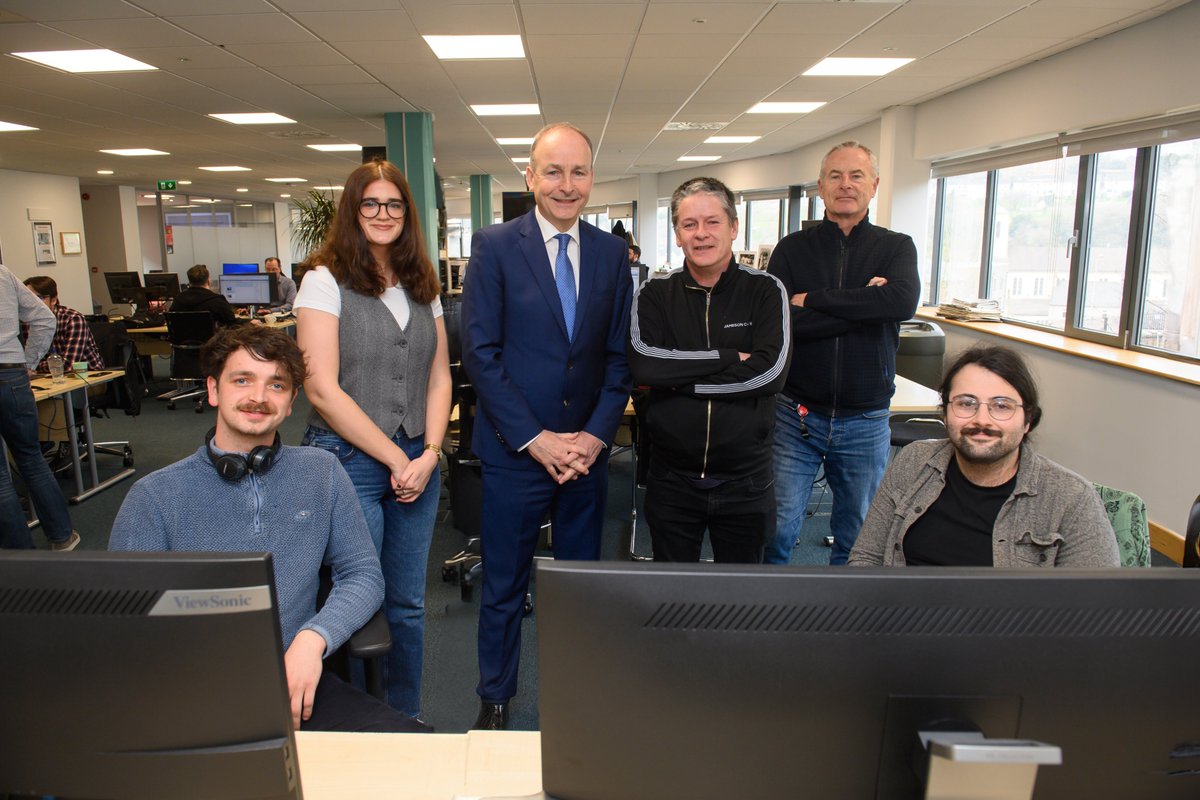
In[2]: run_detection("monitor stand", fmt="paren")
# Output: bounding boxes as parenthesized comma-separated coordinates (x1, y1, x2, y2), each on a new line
(920, 731, 1062, 800)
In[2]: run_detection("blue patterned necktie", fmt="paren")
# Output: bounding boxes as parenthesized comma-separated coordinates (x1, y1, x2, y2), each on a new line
(554, 233, 576, 341)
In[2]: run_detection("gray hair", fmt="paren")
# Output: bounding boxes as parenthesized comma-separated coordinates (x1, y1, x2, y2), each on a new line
(670, 176, 737, 229)
(820, 141, 879, 181)
(530, 122, 594, 170)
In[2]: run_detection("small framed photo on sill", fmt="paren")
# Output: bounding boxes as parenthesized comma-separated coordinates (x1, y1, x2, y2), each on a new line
(60, 231, 82, 255)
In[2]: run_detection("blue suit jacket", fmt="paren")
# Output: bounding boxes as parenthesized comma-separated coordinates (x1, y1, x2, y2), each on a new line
(461, 210, 633, 471)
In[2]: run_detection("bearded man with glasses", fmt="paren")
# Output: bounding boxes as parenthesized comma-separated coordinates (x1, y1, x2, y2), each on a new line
(849, 345, 1118, 568)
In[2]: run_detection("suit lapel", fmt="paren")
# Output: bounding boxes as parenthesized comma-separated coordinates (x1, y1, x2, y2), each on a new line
(574, 221, 600, 343)
(517, 210, 571, 342)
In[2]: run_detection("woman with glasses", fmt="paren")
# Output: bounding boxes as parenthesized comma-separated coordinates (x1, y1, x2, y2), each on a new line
(294, 159, 451, 721)
(848, 345, 1118, 568)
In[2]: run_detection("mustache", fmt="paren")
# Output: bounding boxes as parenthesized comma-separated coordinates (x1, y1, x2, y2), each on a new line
(960, 425, 1000, 438)
(237, 401, 275, 414)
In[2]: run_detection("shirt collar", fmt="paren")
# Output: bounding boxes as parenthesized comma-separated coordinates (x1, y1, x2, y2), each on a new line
(534, 207, 581, 247)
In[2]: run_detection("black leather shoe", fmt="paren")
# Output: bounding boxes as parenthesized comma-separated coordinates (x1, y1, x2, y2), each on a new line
(472, 701, 509, 730)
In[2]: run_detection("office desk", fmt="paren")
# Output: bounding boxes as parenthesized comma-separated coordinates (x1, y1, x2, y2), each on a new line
(30, 370, 135, 503)
(128, 318, 296, 358)
(890, 374, 941, 414)
(295, 730, 542, 799)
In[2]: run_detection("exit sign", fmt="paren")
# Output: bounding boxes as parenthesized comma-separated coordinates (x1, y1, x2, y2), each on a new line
(157, 180, 176, 191)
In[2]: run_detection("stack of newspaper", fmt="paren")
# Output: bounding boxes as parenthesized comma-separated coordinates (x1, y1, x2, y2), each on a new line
(937, 298, 1002, 322)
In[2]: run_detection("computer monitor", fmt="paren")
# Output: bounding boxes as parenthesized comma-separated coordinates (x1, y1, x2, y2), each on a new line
(219, 273, 278, 307)
(144, 271, 181, 300)
(103, 271, 144, 305)
(537, 562, 1200, 800)
(222, 262, 260, 275)
(0, 551, 301, 800)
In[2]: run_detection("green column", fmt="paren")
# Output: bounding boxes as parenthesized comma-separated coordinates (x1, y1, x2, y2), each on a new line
(384, 112, 437, 263)
(470, 174, 493, 232)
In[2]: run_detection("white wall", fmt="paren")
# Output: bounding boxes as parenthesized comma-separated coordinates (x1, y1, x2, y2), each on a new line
(138, 205, 164, 273)
(0, 168, 92, 312)
(80, 184, 143, 305)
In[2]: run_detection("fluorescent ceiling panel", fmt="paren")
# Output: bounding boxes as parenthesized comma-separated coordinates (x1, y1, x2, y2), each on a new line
(198, 165, 251, 171)
(423, 35, 524, 60)
(678, 156, 721, 162)
(208, 112, 296, 125)
(803, 57, 913, 76)
(0, 120, 38, 132)
(497, 137, 535, 145)
(11, 49, 156, 73)
(100, 148, 168, 156)
(705, 135, 760, 144)
(266, 178, 307, 183)
(307, 144, 361, 152)
(747, 102, 825, 114)
(472, 104, 540, 116)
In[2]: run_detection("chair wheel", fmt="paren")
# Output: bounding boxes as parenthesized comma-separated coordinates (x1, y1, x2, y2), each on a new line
(461, 581, 474, 602)
(123, 446, 134, 467)
(166, 401, 176, 410)
(523, 593, 534, 616)
(441, 565, 457, 582)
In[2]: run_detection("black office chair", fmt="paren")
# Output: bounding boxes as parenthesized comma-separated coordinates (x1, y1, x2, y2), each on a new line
(1183, 494, 1200, 568)
(161, 311, 215, 412)
(85, 316, 141, 467)
(889, 415, 947, 449)
(317, 565, 391, 701)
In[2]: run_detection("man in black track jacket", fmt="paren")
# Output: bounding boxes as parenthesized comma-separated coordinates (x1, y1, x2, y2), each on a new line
(765, 141, 920, 566)
(628, 177, 790, 563)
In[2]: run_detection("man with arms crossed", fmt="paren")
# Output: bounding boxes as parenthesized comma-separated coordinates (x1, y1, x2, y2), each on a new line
(849, 345, 1118, 567)
(628, 177, 790, 563)
(765, 141, 919, 565)
(110, 326, 423, 731)
(462, 122, 632, 729)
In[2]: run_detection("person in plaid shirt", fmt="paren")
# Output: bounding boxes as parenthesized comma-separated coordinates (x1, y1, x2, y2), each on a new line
(22, 276, 104, 372)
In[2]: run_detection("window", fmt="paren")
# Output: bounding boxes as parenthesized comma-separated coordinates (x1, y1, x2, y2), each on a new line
(1140, 138, 1200, 357)
(656, 204, 669, 268)
(937, 172, 987, 302)
(988, 157, 1079, 327)
(446, 218, 472, 260)
(747, 199, 782, 250)
(1078, 149, 1137, 334)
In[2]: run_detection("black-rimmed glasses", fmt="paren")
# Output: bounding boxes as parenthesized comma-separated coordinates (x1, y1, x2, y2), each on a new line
(359, 199, 406, 219)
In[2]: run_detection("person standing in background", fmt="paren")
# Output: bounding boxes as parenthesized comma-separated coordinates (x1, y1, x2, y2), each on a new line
(258, 256, 298, 315)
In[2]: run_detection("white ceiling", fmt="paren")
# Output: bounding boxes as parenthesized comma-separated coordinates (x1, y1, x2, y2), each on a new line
(0, 0, 1187, 207)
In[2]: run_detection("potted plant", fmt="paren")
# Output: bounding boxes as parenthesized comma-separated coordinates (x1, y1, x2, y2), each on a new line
(291, 188, 337, 261)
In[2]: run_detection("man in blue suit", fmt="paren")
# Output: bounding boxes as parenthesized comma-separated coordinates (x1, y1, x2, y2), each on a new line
(462, 122, 632, 729)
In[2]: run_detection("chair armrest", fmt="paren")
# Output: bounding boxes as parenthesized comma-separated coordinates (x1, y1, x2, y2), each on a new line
(347, 608, 391, 659)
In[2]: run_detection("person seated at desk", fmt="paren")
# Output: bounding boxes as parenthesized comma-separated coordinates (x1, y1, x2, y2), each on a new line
(256, 256, 298, 316)
(109, 325, 425, 732)
(171, 264, 259, 328)
(848, 345, 1118, 568)
(22, 276, 104, 372)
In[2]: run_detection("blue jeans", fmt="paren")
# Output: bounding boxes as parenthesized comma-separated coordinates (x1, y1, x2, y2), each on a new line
(302, 426, 440, 719)
(0, 368, 73, 548)
(765, 399, 890, 565)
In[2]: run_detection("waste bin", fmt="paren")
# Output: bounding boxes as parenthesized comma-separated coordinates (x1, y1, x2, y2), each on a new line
(897, 320, 945, 389)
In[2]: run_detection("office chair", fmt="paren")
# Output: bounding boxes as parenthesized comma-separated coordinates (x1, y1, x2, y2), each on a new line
(1183, 494, 1200, 568)
(84, 316, 141, 467)
(889, 415, 947, 449)
(1093, 483, 1151, 568)
(316, 565, 391, 701)
(161, 311, 215, 412)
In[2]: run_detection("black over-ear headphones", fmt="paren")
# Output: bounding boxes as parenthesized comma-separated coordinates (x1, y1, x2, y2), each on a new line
(205, 427, 281, 482)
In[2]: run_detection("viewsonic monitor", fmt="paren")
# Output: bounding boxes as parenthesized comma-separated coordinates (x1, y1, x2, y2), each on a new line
(0, 551, 301, 800)
(222, 262, 260, 275)
(220, 273, 278, 306)
(537, 562, 1200, 800)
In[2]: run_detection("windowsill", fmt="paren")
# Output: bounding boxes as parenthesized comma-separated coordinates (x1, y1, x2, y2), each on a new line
(915, 307, 1200, 388)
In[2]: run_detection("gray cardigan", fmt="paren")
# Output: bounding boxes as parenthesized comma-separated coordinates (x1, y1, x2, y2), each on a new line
(848, 439, 1119, 568)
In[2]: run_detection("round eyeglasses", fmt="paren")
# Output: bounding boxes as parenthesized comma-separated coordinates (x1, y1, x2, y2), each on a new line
(359, 199, 406, 219)
(948, 395, 1023, 421)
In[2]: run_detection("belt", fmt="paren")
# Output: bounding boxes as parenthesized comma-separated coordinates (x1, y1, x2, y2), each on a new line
(0, 362, 27, 370)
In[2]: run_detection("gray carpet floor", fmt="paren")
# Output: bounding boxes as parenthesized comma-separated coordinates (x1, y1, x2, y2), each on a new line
(26, 359, 836, 733)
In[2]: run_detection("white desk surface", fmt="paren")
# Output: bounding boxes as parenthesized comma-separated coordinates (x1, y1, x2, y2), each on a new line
(295, 730, 542, 799)
(891, 374, 941, 414)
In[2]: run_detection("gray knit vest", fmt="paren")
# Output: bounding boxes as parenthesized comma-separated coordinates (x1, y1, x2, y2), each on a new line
(308, 284, 436, 439)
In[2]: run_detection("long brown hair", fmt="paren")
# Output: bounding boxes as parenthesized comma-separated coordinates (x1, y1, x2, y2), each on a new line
(311, 159, 440, 303)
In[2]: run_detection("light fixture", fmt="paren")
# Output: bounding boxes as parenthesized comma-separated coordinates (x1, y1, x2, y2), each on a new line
(803, 57, 912, 76)
(663, 122, 727, 132)
(307, 143, 361, 152)
(678, 156, 721, 162)
(705, 135, 760, 144)
(236, 188, 249, 192)
(238, 203, 253, 207)
(312, 185, 343, 191)
(12, 49, 156, 73)
(100, 148, 169, 156)
(177, 180, 192, 185)
(472, 104, 540, 116)
(280, 194, 292, 198)
(511, 157, 531, 164)
(0, 120, 37, 132)
(423, 35, 524, 60)
(496, 137, 535, 146)
(266, 178, 306, 183)
(198, 165, 251, 172)
(746, 102, 825, 114)
(142, 194, 174, 199)
(192, 198, 217, 204)
(96, 170, 114, 175)
(208, 112, 296, 125)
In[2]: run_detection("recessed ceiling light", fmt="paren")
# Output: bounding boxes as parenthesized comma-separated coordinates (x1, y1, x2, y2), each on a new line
(423, 35, 524, 60)
(238, 203, 253, 207)
(663, 122, 727, 132)
(803, 57, 913, 76)
(177, 180, 192, 185)
(280, 194, 292, 198)
(236, 188, 249, 192)
(100, 148, 169, 156)
(678, 156, 721, 162)
(705, 136, 760, 144)
(208, 112, 296, 125)
(96, 170, 114, 175)
(307, 143, 361, 152)
(0, 120, 37, 132)
(511, 157, 531, 164)
(198, 165, 250, 172)
(472, 104, 540, 116)
(12, 49, 156, 73)
(747, 102, 825, 114)
(193, 198, 216, 204)
(312, 185, 343, 191)
(142, 194, 174, 199)
(266, 178, 306, 183)
(496, 137, 536, 146)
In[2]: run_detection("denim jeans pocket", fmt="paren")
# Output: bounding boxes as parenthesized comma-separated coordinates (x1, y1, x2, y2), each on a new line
(862, 407, 891, 421)
(301, 427, 357, 463)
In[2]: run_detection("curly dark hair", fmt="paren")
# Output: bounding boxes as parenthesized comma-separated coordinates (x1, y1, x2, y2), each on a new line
(200, 325, 307, 389)
(309, 159, 440, 304)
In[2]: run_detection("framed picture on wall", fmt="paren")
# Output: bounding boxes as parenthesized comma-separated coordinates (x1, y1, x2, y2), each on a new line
(33, 222, 55, 265)
(60, 231, 82, 255)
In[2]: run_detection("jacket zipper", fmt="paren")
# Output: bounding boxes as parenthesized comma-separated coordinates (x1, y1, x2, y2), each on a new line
(831, 238, 847, 418)
(686, 283, 715, 478)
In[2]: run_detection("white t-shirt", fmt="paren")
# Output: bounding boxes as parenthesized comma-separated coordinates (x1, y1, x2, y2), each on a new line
(293, 265, 444, 329)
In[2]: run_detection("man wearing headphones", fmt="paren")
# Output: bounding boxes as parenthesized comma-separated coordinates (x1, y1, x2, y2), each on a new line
(110, 326, 423, 732)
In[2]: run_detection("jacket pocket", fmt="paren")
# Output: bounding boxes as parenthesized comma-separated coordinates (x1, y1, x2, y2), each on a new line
(1012, 529, 1064, 567)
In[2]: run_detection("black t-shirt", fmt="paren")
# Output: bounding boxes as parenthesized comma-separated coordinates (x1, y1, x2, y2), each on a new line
(902, 457, 1016, 566)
